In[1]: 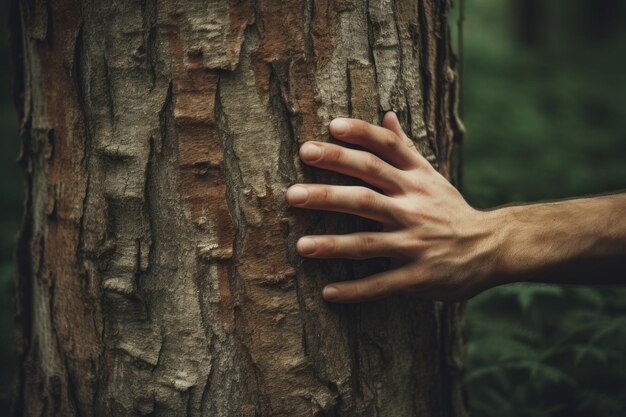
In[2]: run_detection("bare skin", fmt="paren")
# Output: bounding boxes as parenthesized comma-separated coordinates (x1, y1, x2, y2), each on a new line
(285, 112, 626, 303)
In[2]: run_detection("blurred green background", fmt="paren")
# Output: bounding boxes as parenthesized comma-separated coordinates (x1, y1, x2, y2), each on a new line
(453, 0, 626, 416)
(0, 0, 20, 414)
(0, 0, 625, 415)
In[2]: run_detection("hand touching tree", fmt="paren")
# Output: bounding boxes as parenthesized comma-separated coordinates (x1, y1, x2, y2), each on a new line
(286, 112, 626, 303)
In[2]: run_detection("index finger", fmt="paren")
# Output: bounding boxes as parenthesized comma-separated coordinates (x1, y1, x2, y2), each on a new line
(328, 117, 424, 170)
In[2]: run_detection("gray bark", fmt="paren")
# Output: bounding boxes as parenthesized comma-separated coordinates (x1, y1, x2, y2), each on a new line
(12, 0, 466, 416)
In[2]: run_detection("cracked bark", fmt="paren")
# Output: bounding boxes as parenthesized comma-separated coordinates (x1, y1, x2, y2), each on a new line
(12, 0, 467, 416)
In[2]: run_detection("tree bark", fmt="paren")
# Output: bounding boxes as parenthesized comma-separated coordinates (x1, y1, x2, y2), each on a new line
(12, 0, 465, 416)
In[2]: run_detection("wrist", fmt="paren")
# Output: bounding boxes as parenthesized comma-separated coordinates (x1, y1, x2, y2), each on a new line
(462, 207, 521, 292)
(478, 206, 524, 286)
(478, 204, 553, 286)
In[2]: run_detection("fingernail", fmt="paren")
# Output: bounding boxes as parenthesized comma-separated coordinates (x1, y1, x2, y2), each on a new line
(300, 142, 322, 161)
(385, 110, 398, 122)
(323, 286, 340, 301)
(330, 118, 349, 136)
(297, 237, 316, 255)
(286, 185, 309, 205)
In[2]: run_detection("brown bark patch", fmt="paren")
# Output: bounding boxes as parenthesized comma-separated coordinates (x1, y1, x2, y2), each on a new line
(35, 0, 101, 413)
(256, 0, 306, 62)
(165, 6, 237, 331)
(228, 0, 256, 60)
(311, 0, 341, 67)
(289, 58, 323, 144)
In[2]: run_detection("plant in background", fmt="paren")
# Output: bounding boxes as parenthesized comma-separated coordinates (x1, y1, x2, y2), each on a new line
(466, 284, 626, 417)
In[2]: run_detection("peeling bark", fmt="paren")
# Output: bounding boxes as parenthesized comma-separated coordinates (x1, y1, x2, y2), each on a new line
(13, 0, 466, 416)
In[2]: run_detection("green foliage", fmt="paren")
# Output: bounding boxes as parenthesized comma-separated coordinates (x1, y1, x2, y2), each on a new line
(0, 263, 15, 412)
(0, 15, 20, 415)
(466, 285, 626, 417)
(454, 0, 626, 415)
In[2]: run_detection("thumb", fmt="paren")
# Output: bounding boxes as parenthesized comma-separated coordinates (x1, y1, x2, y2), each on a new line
(383, 111, 421, 154)
(382, 111, 408, 140)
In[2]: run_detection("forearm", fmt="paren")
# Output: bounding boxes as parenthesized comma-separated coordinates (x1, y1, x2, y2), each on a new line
(488, 193, 626, 285)
(287, 113, 626, 302)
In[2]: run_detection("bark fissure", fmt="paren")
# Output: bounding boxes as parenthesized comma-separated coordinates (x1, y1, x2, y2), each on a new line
(142, 0, 159, 89)
(215, 70, 267, 416)
(415, 0, 438, 166)
(13, 1, 468, 416)
(268, 62, 312, 361)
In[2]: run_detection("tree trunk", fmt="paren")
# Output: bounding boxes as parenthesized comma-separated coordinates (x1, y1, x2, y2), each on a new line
(12, 0, 465, 416)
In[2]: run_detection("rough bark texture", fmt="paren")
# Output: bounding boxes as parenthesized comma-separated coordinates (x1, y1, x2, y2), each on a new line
(12, 0, 466, 416)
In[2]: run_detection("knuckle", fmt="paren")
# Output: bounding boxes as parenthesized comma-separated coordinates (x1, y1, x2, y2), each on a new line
(354, 235, 376, 258)
(406, 271, 429, 293)
(320, 237, 336, 255)
(386, 233, 409, 257)
(359, 121, 379, 142)
(354, 120, 369, 135)
(392, 201, 417, 223)
(363, 234, 377, 249)
(364, 154, 384, 174)
(324, 144, 342, 163)
(353, 283, 367, 301)
(403, 172, 422, 191)
(383, 132, 401, 150)
(369, 277, 388, 298)
(313, 186, 331, 204)
(390, 243, 408, 259)
(403, 135, 417, 149)
(398, 199, 415, 214)
(322, 187, 331, 203)
(410, 204, 426, 221)
(355, 187, 376, 208)
(400, 237, 425, 256)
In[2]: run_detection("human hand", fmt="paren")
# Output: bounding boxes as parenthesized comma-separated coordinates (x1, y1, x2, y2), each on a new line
(286, 112, 505, 303)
